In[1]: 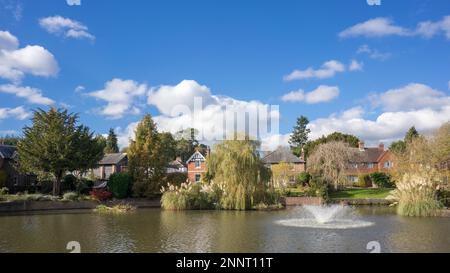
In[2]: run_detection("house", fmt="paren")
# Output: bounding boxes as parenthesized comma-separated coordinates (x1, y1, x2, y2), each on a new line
(346, 142, 394, 184)
(262, 147, 306, 185)
(0, 145, 36, 192)
(186, 150, 207, 183)
(92, 153, 128, 180)
(166, 157, 187, 174)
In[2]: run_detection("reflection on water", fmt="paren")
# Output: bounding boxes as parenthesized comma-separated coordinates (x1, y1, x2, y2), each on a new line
(0, 207, 449, 253)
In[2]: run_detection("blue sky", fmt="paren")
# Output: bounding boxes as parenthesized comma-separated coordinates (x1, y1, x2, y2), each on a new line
(0, 0, 449, 149)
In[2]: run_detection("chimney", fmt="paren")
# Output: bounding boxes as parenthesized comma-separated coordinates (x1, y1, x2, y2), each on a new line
(206, 146, 210, 157)
(378, 143, 385, 151)
(358, 141, 365, 151)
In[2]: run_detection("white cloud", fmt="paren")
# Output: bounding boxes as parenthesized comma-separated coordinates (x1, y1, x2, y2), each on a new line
(339, 17, 410, 38)
(117, 80, 281, 149)
(0, 106, 30, 120)
(349, 59, 363, 71)
(88, 78, 148, 119)
(281, 85, 339, 104)
(0, 30, 19, 50)
(39, 16, 95, 40)
(308, 106, 450, 144)
(369, 83, 450, 112)
(0, 84, 54, 105)
(340, 15, 450, 40)
(74, 85, 85, 93)
(284, 60, 345, 81)
(66, 0, 81, 6)
(0, 31, 59, 83)
(357, 44, 391, 61)
(148, 80, 216, 116)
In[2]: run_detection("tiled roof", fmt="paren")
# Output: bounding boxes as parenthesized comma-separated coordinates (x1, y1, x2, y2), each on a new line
(167, 159, 186, 169)
(99, 153, 127, 165)
(0, 145, 16, 159)
(349, 147, 384, 163)
(262, 147, 305, 164)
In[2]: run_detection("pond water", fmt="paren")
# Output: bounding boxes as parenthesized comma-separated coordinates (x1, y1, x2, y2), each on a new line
(0, 206, 449, 253)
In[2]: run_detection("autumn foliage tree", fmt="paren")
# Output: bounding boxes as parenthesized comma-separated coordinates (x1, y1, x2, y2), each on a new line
(128, 114, 169, 197)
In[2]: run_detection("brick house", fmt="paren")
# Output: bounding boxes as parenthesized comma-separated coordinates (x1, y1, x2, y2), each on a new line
(262, 147, 306, 186)
(186, 151, 207, 183)
(346, 142, 394, 184)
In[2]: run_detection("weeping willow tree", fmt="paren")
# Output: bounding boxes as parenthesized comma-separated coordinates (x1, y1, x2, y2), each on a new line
(205, 139, 271, 210)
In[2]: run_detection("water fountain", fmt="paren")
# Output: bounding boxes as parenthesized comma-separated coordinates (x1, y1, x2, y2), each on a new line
(276, 205, 374, 229)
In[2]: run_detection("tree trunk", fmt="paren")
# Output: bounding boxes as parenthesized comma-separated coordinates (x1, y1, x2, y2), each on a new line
(53, 172, 62, 196)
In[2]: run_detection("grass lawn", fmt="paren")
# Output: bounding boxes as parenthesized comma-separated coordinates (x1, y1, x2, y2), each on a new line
(329, 188, 393, 199)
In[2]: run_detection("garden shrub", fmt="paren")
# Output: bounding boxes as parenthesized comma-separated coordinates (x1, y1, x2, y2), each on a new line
(356, 174, 372, 188)
(296, 172, 311, 185)
(164, 172, 188, 187)
(108, 172, 131, 199)
(38, 180, 54, 194)
(61, 174, 77, 193)
(76, 178, 94, 195)
(62, 191, 79, 201)
(0, 170, 7, 188)
(370, 172, 394, 188)
(89, 189, 113, 201)
(306, 176, 329, 200)
(437, 190, 450, 207)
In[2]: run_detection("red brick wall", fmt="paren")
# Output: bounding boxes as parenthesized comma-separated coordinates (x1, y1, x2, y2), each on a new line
(187, 161, 206, 183)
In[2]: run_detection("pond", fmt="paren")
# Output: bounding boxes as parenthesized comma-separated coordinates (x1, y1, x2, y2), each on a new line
(0, 206, 449, 253)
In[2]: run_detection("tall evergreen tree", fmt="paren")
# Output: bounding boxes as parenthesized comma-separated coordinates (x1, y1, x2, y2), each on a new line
(289, 116, 311, 157)
(17, 108, 105, 195)
(128, 114, 168, 197)
(405, 126, 420, 143)
(104, 128, 119, 153)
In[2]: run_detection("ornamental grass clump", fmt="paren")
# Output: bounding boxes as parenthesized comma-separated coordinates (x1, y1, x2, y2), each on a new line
(160, 182, 220, 210)
(393, 172, 442, 217)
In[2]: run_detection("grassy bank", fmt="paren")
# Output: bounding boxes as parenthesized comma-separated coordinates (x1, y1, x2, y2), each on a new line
(329, 188, 392, 199)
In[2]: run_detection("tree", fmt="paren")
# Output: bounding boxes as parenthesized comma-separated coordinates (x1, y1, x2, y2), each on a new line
(307, 141, 361, 190)
(404, 126, 420, 143)
(17, 108, 105, 195)
(160, 132, 177, 161)
(205, 139, 271, 210)
(128, 114, 168, 197)
(389, 140, 406, 154)
(304, 132, 360, 159)
(174, 128, 207, 161)
(289, 116, 310, 157)
(104, 128, 119, 153)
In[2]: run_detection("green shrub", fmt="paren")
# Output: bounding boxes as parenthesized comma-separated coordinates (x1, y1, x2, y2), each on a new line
(370, 172, 394, 188)
(437, 190, 450, 207)
(108, 172, 131, 199)
(95, 204, 136, 214)
(356, 174, 372, 188)
(296, 172, 311, 185)
(76, 178, 94, 195)
(62, 174, 77, 192)
(0, 170, 7, 188)
(38, 180, 54, 194)
(307, 176, 329, 200)
(164, 172, 188, 187)
(62, 191, 79, 201)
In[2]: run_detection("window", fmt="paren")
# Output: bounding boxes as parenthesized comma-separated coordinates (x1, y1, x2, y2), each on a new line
(384, 161, 393, 169)
(195, 160, 201, 168)
(368, 163, 374, 169)
(195, 174, 201, 182)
